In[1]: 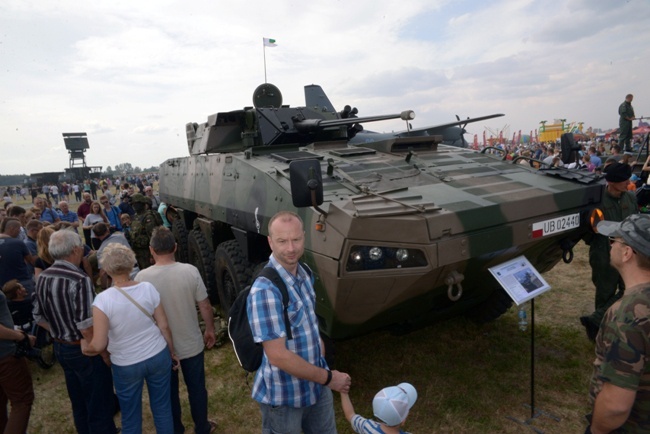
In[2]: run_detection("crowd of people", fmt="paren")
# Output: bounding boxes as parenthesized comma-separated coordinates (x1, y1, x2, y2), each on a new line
(1, 173, 159, 208)
(0, 178, 217, 433)
(483, 134, 647, 172)
(0, 190, 420, 432)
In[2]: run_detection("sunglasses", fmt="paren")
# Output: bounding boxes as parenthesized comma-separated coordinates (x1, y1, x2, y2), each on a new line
(609, 237, 637, 253)
(608, 237, 625, 246)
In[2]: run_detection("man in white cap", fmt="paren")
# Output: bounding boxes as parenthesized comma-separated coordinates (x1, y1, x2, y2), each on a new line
(340, 382, 417, 434)
(586, 214, 650, 433)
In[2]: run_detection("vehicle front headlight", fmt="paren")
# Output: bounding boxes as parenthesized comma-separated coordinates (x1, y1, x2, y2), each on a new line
(368, 247, 383, 261)
(345, 245, 427, 272)
(396, 248, 409, 262)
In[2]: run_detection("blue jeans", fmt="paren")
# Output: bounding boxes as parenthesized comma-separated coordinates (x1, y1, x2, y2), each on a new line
(53, 342, 117, 434)
(171, 351, 210, 434)
(260, 386, 336, 434)
(112, 348, 173, 434)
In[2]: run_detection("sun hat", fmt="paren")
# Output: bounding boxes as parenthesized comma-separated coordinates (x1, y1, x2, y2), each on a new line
(372, 383, 418, 427)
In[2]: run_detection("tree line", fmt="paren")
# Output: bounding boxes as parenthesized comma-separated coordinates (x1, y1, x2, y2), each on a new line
(0, 162, 160, 186)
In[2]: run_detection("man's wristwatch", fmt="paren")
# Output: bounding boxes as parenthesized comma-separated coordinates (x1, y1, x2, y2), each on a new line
(323, 369, 332, 386)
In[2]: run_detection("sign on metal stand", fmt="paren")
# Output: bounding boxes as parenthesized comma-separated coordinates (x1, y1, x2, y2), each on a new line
(489, 255, 561, 433)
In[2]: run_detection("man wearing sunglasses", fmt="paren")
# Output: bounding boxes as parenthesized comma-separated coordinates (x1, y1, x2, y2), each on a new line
(581, 162, 638, 341)
(586, 214, 650, 433)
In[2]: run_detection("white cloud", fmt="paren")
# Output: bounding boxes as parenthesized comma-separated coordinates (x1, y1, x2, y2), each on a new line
(132, 124, 169, 134)
(0, 0, 648, 175)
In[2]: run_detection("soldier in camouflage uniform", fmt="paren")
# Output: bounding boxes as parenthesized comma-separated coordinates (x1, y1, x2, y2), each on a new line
(130, 193, 163, 270)
(581, 162, 638, 340)
(587, 214, 650, 433)
(618, 94, 635, 153)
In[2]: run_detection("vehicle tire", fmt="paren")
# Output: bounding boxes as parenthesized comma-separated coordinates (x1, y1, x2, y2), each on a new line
(215, 240, 253, 315)
(34, 325, 56, 369)
(465, 287, 513, 324)
(172, 218, 189, 263)
(172, 219, 189, 263)
(188, 229, 217, 304)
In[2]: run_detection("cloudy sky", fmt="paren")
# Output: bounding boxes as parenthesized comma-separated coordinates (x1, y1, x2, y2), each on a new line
(1, 0, 648, 175)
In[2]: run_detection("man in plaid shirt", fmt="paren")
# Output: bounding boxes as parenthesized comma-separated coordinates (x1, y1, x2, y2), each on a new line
(248, 211, 351, 433)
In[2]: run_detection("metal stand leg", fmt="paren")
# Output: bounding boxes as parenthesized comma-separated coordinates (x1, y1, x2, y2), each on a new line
(506, 299, 561, 433)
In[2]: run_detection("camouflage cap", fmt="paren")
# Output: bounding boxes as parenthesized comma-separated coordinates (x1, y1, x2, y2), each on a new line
(131, 193, 146, 204)
(143, 196, 152, 206)
(597, 214, 650, 257)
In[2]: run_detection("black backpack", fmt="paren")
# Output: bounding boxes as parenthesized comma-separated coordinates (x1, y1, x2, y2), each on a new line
(228, 264, 311, 373)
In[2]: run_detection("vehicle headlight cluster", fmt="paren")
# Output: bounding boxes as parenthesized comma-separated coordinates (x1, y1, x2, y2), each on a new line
(346, 246, 427, 271)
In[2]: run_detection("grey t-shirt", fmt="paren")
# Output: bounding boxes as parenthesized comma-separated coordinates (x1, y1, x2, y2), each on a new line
(135, 262, 208, 359)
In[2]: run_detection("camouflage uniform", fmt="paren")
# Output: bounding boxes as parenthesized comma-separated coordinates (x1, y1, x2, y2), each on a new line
(130, 194, 163, 270)
(589, 283, 650, 433)
(618, 99, 635, 152)
(588, 189, 637, 325)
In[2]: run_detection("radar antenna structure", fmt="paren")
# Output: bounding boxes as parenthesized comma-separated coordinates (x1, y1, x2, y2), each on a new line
(62, 132, 102, 180)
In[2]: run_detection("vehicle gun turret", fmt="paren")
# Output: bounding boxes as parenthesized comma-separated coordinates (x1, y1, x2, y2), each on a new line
(186, 83, 415, 155)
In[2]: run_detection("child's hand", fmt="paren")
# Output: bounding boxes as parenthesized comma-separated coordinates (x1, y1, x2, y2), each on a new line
(339, 390, 355, 422)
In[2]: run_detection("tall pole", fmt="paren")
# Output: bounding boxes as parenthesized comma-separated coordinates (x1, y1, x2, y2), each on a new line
(263, 39, 267, 83)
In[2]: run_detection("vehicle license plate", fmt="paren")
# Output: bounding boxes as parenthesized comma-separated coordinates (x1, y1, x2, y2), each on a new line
(531, 213, 580, 238)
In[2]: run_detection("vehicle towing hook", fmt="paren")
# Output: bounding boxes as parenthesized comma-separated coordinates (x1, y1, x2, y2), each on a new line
(445, 270, 464, 301)
(560, 239, 575, 264)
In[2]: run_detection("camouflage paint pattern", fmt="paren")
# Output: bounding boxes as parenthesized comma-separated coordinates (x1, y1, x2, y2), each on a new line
(159, 84, 604, 339)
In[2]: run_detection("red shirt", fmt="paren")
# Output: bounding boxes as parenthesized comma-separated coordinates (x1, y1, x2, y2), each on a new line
(77, 202, 92, 220)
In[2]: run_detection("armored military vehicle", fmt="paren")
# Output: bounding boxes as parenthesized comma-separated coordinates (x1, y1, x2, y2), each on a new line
(159, 83, 603, 339)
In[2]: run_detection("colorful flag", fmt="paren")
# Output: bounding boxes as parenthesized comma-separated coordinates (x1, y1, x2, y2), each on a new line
(263, 38, 277, 47)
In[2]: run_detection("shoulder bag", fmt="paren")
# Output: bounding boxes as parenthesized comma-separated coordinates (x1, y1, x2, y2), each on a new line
(113, 285, 156, 324)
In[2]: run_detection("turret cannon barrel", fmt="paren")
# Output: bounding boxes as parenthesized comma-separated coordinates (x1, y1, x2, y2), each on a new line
(293, 110, 415, 133)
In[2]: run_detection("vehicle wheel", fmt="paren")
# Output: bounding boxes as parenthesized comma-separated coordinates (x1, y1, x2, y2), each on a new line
(465, 287, 513, 324)
(34, 325, 56, 369)
(172, 219, 189, 263)
(188, 229, 216, 304)
(215, 240, 253, 315)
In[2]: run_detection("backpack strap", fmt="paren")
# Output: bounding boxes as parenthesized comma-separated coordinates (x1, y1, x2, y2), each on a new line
(300, 262, 313, 280)
(256, 266, 293, 340)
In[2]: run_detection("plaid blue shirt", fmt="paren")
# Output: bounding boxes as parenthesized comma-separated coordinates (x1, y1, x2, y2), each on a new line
(247, 254, 327, 408)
